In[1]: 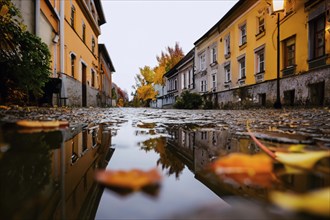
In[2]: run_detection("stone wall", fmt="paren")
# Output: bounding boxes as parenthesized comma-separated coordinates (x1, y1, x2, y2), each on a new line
(215, 66, 330, 109)
(63, 75, 100, 107)
(65, 76, 82, 106)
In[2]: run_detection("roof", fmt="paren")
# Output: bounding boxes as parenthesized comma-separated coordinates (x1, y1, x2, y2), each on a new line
(99, 44, 116, 72)
(194, 0, 257, 46)
(94, 0, 106, 25)
(164, 48, 195, 78)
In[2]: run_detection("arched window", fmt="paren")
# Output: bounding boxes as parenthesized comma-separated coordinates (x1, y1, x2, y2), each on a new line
(70, 53, 76, 77)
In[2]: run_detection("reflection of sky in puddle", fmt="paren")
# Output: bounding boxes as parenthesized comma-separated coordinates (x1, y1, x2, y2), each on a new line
(96, 120, 228, 219)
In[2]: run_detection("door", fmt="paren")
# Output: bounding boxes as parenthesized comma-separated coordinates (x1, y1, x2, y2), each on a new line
(82, 63, 87, 107)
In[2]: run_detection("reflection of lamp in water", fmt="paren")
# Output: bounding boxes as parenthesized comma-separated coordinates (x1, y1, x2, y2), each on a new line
(272, 0, 285, 109)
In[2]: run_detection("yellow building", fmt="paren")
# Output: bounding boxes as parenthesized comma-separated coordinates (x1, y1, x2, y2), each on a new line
(193, 0, 330, 107)
(61, 0, 106, 106)
(14, 0, 108, 107)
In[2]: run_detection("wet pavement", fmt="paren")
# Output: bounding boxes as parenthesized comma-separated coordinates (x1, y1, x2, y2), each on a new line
(0, 107, 329, 219)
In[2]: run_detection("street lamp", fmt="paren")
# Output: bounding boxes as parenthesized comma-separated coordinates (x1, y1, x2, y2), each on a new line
(272, 0, 284, 109)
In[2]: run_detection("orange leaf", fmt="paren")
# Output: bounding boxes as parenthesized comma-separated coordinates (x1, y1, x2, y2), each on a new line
(211, 153, 273, 176)
(16, 120, 66, 128)
(95, 168, 162, 190)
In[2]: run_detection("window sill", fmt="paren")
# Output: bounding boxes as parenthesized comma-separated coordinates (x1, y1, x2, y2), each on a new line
(237, 78, 246, 86)
(254, 71, 265, 83)
(210, 61, 218, 67)
(255, 30, 265, 40)
(224, 53, 231, 59)
(239, 42, 247, 50)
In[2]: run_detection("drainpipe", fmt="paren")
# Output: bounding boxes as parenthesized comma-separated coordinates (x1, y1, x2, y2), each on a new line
(59, 0, 67, 102)
(35, 0, 40, 36)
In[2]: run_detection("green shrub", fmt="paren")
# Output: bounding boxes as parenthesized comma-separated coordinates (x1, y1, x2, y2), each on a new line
(174, 91, 202, 109)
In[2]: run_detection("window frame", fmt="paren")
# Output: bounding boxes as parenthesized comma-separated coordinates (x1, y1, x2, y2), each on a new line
(239, 23, 247, 46)
(70, 5, 75, 28)
(224, 63, 231, 83)
(70, 53, 76, 77)
(283, 36, 296, 68)
(238, 56, 246, 79)
(255, 48, 265, 74)
(199, 53, 206, 71)
(224, 34, 231, 56)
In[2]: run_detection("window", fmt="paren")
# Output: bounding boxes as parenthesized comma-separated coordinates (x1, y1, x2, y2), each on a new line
(91, 69, 95, 87)
(257, 16, 265, 34)
(255, 49, 265, 73)
(224, 64, 231, 82)
(200, 80, 207, 92)
(212, 74, 216, 90)
(91, 36, 95, 54)
(210, 46, 217, 64)
(224, 34, 230, 56)
(313, 16, 325, 58)
(284, 36, 296, 68)
(188, 69, 193, 89)
(308, 14, 326, 68)
(239, 23, 247, 45)
(238, 57, 246, 79)
(70, 53, 76, 77)
(70, 5, 75, 28)
(82, 23, 86, 42)
(199, 53, 206, 71)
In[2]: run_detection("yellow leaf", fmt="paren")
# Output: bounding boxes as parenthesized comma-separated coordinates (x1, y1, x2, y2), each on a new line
(288, 144, 306, 152)
(275, 151, 330, 170)
(270, 187, 330, 217)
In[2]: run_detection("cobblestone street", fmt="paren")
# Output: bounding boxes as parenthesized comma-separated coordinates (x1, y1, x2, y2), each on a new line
(1, 106, 330, 145)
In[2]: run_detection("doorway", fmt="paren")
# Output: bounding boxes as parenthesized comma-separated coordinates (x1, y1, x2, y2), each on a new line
(82, 63, 87, 107)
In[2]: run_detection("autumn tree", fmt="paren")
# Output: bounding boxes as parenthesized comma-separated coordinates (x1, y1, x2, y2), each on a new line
(154, 42, 184, 85)
(132, 43, 184, 107)
(133, 66, 157, 107)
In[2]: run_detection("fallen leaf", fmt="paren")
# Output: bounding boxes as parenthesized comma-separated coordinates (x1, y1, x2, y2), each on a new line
(270, 187, 330, 217)
(211, 153, 273, 176)
(17, 120, 43, 128)
(0, 105, 10, 110)
(275, 151, 330, 170)
(16, 120, 64, 128)
(95, 168, 162, 190)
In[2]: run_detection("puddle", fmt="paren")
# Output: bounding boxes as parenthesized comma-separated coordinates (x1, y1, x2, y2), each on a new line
(0, 108, 329, 219)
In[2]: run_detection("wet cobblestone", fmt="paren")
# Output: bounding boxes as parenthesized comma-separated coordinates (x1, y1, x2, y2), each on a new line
(0, 106, 329, 145)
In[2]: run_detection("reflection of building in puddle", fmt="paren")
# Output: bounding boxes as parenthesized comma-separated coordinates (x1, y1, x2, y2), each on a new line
(168, 126, 253, 172)
(165, 125, 329, 201)
(0, 124, 114, 220)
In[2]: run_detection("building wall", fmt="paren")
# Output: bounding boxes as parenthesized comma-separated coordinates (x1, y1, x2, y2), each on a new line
(62, 0, 103, 106)
(195, 30, 219, 94)
(99, 54, 113, 107)
(216, 66, 330, 108)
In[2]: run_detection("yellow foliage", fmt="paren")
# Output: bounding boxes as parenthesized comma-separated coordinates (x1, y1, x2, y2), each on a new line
(137, 84, 158, 101)
(270, 187, 330, 217)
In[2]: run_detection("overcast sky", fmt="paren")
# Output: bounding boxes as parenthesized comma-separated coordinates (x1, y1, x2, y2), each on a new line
(99, 0, 239, 100)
